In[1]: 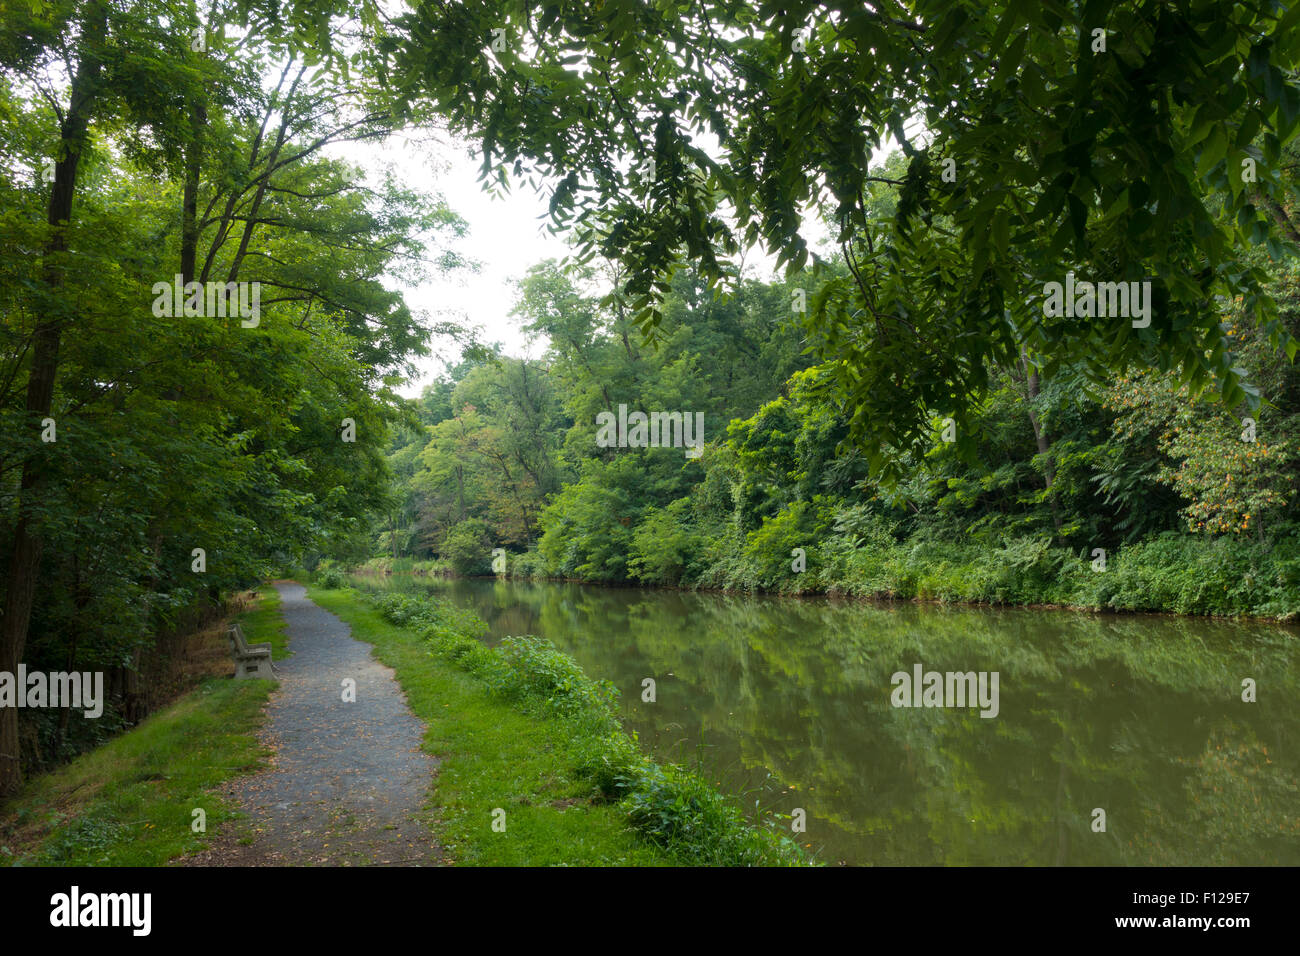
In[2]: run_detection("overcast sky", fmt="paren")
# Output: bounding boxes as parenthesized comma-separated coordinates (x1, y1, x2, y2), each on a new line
(329, 120, 905, 399)
(330, 129, 573, 397)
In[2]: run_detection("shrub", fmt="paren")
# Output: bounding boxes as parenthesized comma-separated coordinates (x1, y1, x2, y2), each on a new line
(619, 762, 805, 866)
(628, 498, 706, 586)
(440, 519, 494, 575)
(372, 592, 487, 639)
(315, 567, 348, 589)
(738, 499, 832, 592)
(488, 635, 621, 730)
(571, 729, 647, 796)
(1088, 533, 1294, 617)
(506, 548, 553, 580)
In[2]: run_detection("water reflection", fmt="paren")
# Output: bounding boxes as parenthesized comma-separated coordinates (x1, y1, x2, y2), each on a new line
(356, 573, 1300, 866)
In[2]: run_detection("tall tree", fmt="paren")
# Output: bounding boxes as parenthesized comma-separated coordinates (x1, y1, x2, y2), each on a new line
(373, 0, 1300, 472)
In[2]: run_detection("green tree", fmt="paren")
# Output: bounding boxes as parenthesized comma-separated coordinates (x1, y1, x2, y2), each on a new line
(0, 0, 467, 790)
(378, 0, 1300, 473)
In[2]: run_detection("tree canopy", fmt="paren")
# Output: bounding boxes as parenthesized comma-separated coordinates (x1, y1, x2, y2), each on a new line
(0, 0, 467, 792)
(349, 0, 1300, 469)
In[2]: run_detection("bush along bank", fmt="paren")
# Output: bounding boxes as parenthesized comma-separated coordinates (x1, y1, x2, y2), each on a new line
(347, 556, 455, 577)
(364, 590, 811, 866)
(498, 522, 1300, 622)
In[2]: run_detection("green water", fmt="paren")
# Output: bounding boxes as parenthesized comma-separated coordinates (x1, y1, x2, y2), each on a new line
(357, 573, 1299, 866)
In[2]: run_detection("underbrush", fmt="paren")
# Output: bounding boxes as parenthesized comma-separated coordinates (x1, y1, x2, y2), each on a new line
(468, 510, 1298, 620)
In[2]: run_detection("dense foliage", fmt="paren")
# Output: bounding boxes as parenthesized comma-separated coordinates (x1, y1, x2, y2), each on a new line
(363, 0, 1300, 471)
(7, 0, 1300, 809)
(380, 198, 1300, 619)
(0, 0, 467, 791)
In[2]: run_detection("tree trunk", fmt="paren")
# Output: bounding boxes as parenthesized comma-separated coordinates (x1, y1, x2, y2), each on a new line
(0, 0, 107, 796)
(180, 104, 207, 282)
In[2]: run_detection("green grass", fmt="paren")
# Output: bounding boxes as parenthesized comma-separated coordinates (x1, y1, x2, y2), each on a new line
(0, 591, 286, 866)
(4, 580, 794, 867)
(240, 585, 292, 659)
(0, 678, 273, 866)
(307, 586, 673, 865)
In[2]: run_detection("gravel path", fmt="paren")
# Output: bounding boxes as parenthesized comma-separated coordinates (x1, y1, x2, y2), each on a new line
(187, 581, 441, 866)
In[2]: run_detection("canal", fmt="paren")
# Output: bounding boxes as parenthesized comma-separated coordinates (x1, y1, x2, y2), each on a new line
(355, 573, 1299, 865)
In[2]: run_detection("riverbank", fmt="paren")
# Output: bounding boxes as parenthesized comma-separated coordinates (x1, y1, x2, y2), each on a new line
(307, 582, 810, 865)
(346, 556, 454, 577)
(4, 579, 806, 867)
(492, 530, 1300, 623)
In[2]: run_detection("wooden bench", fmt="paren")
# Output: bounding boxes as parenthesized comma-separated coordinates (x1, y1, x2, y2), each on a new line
(227, 622, 275, 679)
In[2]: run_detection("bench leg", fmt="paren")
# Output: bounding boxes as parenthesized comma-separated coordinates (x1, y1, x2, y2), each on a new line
(234, 657, 275, 679)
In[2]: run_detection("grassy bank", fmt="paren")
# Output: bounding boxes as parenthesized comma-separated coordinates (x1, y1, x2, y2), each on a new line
(345, 556, 453, 577)
(499, 527, 1300, 621)
(0, 592, 281, 865)
(307, 584, 809, 866)
(240, 584, 292, 659)
(0, 681, 273, 866)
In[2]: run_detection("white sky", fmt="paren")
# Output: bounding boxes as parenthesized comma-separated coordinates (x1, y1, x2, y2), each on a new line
(329, 121, 912, 399)
(330, 130, 573, 397)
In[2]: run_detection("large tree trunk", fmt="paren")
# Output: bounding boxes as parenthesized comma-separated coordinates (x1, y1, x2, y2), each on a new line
(179, 0, 210, 283)
(180, 104, 207, 283)
(0, 2, 106, 795)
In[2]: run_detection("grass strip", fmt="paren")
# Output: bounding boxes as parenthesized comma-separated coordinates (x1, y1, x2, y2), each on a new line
(309, 584, 810, 866)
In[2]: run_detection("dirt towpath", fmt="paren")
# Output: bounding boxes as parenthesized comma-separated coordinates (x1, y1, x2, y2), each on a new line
(186, 581, 441, 866)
